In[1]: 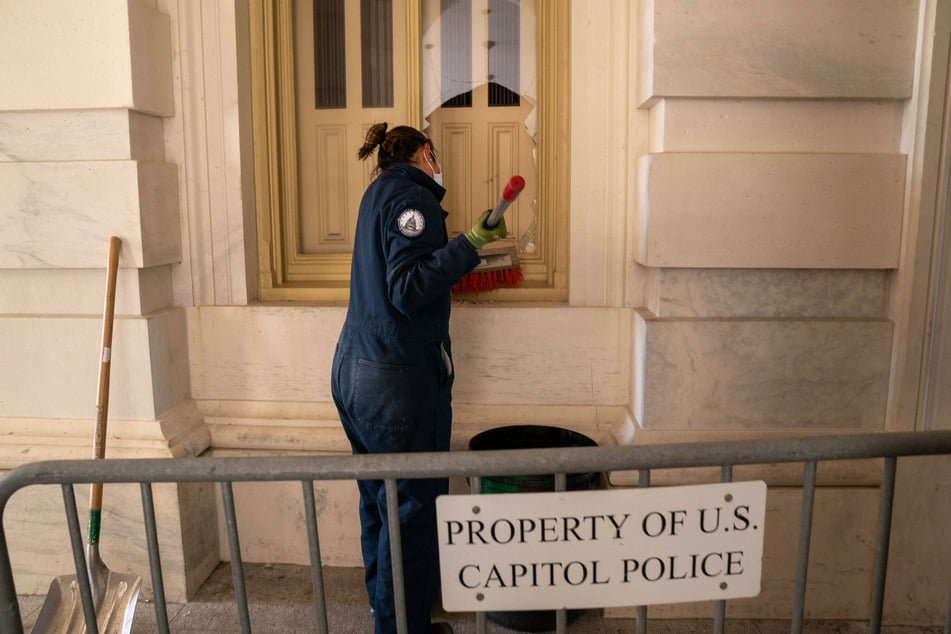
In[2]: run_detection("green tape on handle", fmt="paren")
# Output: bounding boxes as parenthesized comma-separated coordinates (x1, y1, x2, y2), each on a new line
(87, 509, 102, 545)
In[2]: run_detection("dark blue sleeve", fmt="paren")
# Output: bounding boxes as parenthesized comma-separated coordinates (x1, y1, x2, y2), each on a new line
(382, 192, 481, 316)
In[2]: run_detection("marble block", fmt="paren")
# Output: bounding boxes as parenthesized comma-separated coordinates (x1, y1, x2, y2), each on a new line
(205, 417, 352, 454)
(634, 315, 893, 430)
(0, 400, 210, 468)
(0, 267, 173, 316)
(0, 110, 163, 163)
(636, 152, 906, 269)
(645, 268, 888, 319)
(0, 161, 181, 268)
(638, 0, 918, 104)
(651, 99, 904, 154)
(0, 309, 189, 420)
(0, 0, 173, 115)
(451, 306, 631, 405)
(187, 305, 632, 407)
(883, 455, 951, 623)
(187, 306, 346, 403)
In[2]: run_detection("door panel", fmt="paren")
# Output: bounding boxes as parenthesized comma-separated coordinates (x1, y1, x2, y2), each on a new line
(427, 84, 535, 240)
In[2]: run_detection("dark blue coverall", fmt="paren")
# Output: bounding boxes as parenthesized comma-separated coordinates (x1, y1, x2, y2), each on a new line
(331, 164, 480, 634)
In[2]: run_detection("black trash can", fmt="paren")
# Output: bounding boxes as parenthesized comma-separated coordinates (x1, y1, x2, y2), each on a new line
(467, 425, 603, 633)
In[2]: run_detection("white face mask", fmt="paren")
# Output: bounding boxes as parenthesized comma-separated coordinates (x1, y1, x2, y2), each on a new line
(424, 151, 443, 186)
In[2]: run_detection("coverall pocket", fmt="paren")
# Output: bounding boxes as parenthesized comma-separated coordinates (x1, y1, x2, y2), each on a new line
(353, 358, 433, 445)
(438, 341, 453, 382)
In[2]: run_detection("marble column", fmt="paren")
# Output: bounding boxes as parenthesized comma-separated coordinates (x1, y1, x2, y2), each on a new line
(0, 0, 216, 600)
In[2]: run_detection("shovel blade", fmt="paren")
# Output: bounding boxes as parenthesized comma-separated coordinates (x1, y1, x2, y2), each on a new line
(31, 572, 141, 634)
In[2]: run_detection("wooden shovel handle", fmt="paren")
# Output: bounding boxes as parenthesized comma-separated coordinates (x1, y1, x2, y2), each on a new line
(89, 237, 121, 517)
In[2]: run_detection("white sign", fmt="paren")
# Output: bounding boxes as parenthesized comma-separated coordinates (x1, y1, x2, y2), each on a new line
(436, 481, 766, 611)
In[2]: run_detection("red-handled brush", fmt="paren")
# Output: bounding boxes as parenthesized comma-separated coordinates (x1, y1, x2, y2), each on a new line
(485, 175, 526, 228)
(453, 175, 526, 295)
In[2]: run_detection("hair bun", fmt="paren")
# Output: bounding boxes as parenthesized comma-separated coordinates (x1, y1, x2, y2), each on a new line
(356, 123, 428, 176)
(357, 122, 388, 160)
(366, 122, 387, 145)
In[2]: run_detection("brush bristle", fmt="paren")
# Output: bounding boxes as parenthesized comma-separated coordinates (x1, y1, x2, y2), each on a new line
(452, 266, 524, 295)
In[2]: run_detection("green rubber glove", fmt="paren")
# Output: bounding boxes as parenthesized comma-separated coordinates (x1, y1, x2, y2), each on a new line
(465, 210, 508, 250)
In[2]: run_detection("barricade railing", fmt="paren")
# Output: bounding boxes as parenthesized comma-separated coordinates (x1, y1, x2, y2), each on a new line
(0, 430, 950, 634)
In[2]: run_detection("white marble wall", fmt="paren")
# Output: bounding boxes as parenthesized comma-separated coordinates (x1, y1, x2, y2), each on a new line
(630, 0, 916, 439)
(0, 0, 213, 603)
(0, 1, 192, 447)
(621, 0, 951, 623)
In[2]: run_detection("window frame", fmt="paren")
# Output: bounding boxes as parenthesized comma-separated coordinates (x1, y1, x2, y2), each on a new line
(249, 0, 568, 302)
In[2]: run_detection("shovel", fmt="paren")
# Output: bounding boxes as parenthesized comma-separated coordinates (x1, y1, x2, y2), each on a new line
(32, 237, 141, 634)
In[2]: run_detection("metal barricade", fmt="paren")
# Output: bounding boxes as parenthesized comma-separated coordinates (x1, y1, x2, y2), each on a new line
(1, 430, 950, 634)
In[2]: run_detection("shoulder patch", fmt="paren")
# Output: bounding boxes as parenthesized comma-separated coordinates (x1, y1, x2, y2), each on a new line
(397, 209, 426, 237)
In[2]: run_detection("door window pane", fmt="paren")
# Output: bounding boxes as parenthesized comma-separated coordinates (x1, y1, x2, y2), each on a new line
(361, 0, 394, 108)
(314, 0, 346, 109)
(440, 0, 472, 106)
(488, 0, 520, 106)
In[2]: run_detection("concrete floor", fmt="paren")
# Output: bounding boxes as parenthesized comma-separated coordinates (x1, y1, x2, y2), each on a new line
(17, 564, 945, 633)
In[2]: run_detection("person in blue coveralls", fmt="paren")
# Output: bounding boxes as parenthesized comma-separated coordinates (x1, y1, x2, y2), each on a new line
(331, 122, 507, 634)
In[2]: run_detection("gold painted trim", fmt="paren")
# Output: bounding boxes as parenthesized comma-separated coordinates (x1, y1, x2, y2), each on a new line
(406, 0, 422, 127)
(537, 0, 570, 294)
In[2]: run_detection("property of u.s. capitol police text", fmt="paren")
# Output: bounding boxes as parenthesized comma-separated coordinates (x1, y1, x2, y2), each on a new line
(436, 481, 767, 611)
